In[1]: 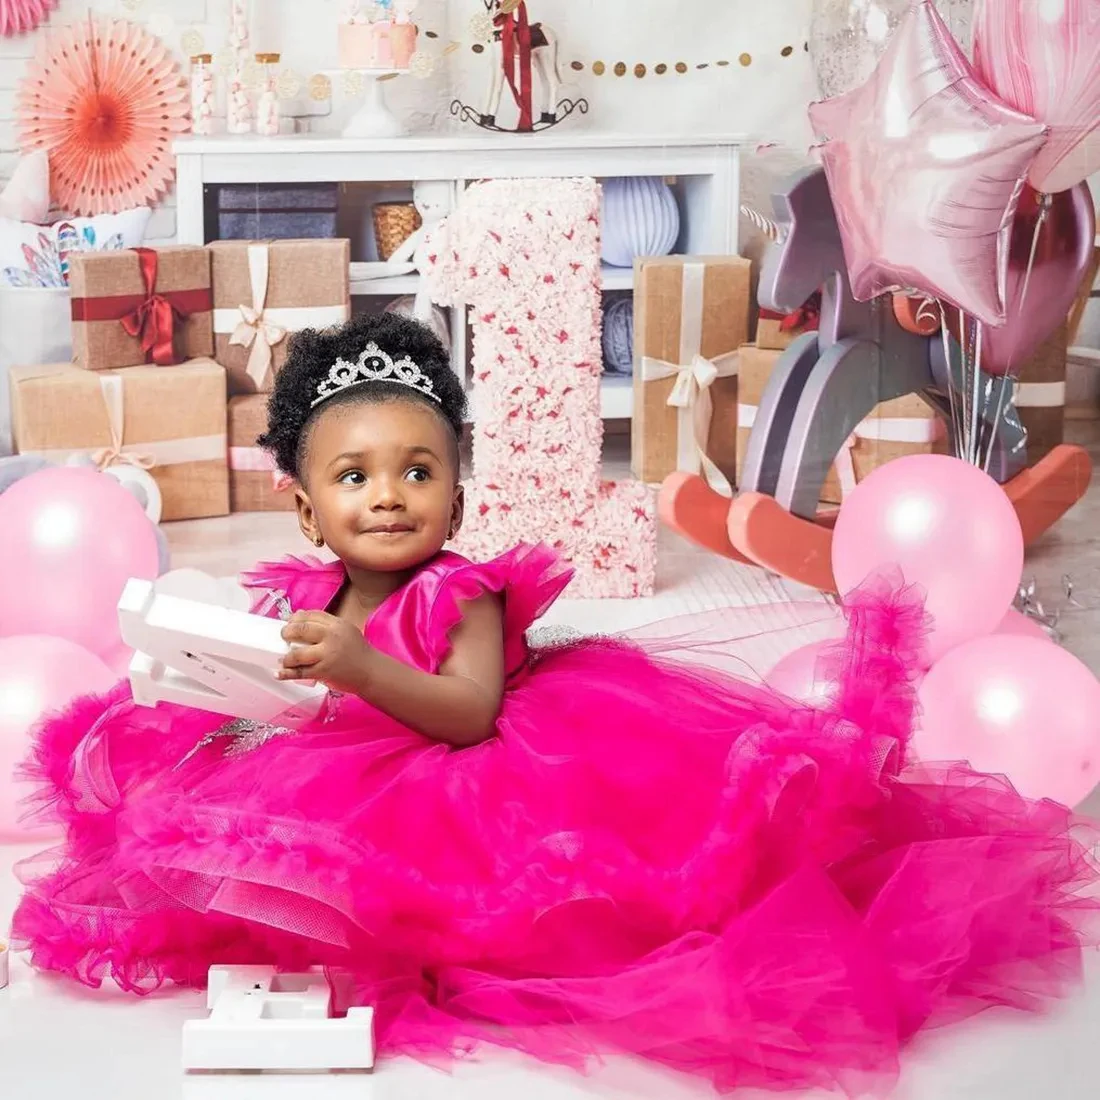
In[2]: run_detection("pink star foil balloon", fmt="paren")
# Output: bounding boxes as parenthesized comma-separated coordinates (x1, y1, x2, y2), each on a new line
(809, 0, 1047, 327)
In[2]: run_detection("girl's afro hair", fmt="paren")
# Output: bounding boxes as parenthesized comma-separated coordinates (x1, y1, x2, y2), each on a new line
(258, 311, 467, 478)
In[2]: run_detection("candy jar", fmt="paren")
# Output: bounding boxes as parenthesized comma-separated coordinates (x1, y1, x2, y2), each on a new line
(189, 54, 215, 135)
(255, 52, 281, 136)
(227, 0, 253, 135)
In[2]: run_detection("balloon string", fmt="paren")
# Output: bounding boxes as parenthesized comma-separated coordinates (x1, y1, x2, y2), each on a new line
(938, 302, 962, 459)
(968, 316, 983, 466)
(956, 309, 971, 463)
(982, 194, 1051, 474)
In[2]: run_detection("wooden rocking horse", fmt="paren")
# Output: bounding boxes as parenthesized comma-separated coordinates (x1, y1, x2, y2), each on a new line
(660, 166, 1092, 593)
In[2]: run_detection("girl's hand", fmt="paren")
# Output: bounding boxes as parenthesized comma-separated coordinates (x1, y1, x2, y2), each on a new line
(279, 611, 372, 695)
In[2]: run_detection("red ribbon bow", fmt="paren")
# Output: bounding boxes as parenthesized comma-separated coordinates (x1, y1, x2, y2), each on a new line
(780, 290, 822, 333)
(119, 248, 183, 367)
(496, 3, 534, 132)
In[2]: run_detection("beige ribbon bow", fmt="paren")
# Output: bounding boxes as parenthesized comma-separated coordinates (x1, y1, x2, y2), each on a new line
(642, 349, 738, 496)
(229, 244, 288, 389)
(638, 261, 739, 496)
(90, 374, 155, 472)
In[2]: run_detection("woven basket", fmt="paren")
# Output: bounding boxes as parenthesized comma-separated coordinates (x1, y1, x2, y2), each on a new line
(372, 202, 422, 261)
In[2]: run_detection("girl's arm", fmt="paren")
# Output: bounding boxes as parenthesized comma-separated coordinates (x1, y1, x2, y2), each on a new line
(279, 595, 505, 747)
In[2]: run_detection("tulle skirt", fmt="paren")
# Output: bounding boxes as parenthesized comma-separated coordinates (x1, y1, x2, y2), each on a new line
(11, 582, 1100, 1096)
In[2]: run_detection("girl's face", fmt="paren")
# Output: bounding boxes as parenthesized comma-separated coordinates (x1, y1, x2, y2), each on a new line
(296, 397, 462, 575)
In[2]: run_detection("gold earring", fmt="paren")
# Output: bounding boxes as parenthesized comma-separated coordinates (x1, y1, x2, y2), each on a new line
(313, 534, 324, 548)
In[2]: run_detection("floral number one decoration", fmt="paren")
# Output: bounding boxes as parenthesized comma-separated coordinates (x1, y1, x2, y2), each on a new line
(425, 178, 656, 598)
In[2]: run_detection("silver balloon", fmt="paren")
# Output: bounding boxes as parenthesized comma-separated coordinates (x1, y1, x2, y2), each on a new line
(810, 0, 974, 98)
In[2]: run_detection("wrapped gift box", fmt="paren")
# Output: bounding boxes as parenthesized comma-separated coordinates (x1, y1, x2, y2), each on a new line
(70, 247, 214, 371)
(216, 183, 340, 240)
(228, 394, 296, 512)
(1014, 321, 1066, 466)
(9, 358, 229, 520)
(210, 239, 351, 395)
(737, 344, 947, 506)
(755, 291, 821, 351)
(631, 255, 749, 489)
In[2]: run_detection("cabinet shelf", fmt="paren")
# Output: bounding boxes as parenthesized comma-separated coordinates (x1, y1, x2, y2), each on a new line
(174, 133, 743, 422)
(350, 263, 637, 298)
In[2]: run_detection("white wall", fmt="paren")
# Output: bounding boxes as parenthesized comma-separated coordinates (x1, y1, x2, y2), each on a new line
(0, 0, 821, 245)
(0, 0, 1093, 335)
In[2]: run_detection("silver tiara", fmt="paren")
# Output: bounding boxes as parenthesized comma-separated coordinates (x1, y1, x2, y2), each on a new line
(311, 342, 441, 408)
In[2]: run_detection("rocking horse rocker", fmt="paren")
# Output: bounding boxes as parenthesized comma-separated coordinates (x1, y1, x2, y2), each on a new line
(450, 0, 588, 133)
(660, 166, 1092, 594)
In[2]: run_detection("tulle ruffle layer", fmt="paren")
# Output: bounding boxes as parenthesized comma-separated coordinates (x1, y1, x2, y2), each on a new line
(11, 555, 1100, 1095)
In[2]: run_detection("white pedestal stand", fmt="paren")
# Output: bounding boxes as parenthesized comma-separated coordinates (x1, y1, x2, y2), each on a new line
(336, 68, 407, 138)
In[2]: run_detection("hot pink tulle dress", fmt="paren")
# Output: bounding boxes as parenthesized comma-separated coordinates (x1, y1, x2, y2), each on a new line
(11, 544, 1100, 1096)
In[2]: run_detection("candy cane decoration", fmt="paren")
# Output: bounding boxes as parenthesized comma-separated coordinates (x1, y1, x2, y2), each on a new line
(424, 178, 656, 598)
(227, 0, 252, 135)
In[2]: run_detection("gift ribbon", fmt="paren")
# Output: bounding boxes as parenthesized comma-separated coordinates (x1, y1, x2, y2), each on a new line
(641, 262, 738, 496)
(1012, 381, 1066, 408)
(497, 2, 534, 132)
(25, 374, 226, 469)
(90, 374, 154, 472)
(229, 445, 296, 492)
(738, 404, 944, 497)
(759, 290, 822, 333)
(212, 243, 349, 389)
(70, 248, 212, 367)
(228, 244, 288, 389)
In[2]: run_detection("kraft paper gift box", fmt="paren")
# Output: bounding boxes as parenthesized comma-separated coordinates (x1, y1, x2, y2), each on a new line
(210, 239, 351, 395)
(228, 394, 297, 512)
(9, 358, 229, 521)
(69, 247, 214, 370)
(755, 291, 821, 352)
(1013, 322, 1066, 466)
(736, 344, 947, 506)
(631, 255, 749, 490)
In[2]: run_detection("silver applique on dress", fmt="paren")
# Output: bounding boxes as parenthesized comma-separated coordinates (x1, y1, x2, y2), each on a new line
(174, 718, 296, 770)
(527, 624, 584, 649)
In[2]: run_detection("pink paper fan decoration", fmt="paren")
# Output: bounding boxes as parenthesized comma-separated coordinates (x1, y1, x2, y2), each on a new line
(0, 0, 57, 36)
(15, 18, 189, 216)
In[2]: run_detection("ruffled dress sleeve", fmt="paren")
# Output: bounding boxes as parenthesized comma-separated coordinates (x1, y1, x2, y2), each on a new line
(425, 543, 573, 674)
(240, 555, 347, 619)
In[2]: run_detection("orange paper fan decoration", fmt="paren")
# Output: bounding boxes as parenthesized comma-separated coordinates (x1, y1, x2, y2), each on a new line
(16, 17, 189, 216)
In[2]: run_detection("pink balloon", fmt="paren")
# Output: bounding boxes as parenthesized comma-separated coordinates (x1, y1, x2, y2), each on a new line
(765, 640, 843, 705)
(916, 634, 1100, 807)
(809, 0, 1046, 327)
(945, 184, 1096, 376)
(0, 467, 159, 661)
(0, 634, 116, 840)
(994, 609, 1050, 642)
(832, 454, 1023, 664)
(973, 0, 1100, 195)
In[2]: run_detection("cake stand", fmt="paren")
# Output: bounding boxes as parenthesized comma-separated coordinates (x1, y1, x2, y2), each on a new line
(330, 68, 408, 139)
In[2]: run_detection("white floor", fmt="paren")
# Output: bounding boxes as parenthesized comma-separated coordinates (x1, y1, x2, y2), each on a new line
(4, 433, 1100, 1099)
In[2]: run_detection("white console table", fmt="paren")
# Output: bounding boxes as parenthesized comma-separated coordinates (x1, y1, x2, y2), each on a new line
(172, 133, 745, 419)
